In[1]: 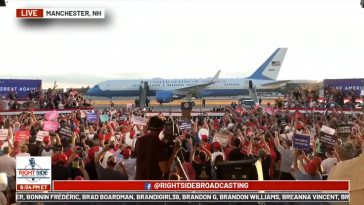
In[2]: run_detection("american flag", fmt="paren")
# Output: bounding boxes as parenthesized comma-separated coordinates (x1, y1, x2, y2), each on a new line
(271, 61, 281, 66)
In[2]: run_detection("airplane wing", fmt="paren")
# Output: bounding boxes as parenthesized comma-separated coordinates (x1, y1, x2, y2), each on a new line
(172, 70, 221, 95)
(260, 80, 291, 87)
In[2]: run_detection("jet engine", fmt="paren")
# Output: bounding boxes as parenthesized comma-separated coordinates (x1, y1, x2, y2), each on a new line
(156, 91, 174, 103)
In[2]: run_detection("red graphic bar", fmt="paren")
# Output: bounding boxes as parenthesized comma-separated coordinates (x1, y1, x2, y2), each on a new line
(17, 184, 51, 191)
(16, 9, 44, 18)
(53, 181, 349, 191)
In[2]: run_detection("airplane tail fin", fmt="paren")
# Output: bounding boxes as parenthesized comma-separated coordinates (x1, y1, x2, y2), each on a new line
(248, 48, 288, 80)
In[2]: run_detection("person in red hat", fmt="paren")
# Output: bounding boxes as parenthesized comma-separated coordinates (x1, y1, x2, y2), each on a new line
(211, 142, 225, 161)
(38, 136, 55, 156)
(199, 135, 211, 152)
(84, 147, 99, 180)
(120, 148, 136, 180)
(293, 150, 322, 180)
(9, 141, 21, 158)
(52, 153, 71, 180)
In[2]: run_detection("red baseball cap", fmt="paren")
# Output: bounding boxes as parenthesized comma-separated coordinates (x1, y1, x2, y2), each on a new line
(313, 157, 322, 166)
(213, 142, 221, 149)
(122, 149, 131, 158)
(43, 136, 51, 143)
(58, 154, 68, 163)
(88, 148, 96, 158)
(305, 162, 318, 174)
(121, 129, 127, 133)
(201, 135, 208, 141)
(296, 124, 303, 129)
(214, 119, 219, 124)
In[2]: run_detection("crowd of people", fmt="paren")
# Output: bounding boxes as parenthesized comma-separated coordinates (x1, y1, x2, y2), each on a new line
(273, 85, 363, 110)
(0, 85, 363, 205)
(0, 85, 94, 111)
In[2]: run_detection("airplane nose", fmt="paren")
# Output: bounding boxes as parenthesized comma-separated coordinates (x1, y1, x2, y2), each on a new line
(87, 88, 93, 95)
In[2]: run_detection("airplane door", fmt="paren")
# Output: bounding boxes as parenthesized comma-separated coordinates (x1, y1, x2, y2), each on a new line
(244, 80, 250, 89)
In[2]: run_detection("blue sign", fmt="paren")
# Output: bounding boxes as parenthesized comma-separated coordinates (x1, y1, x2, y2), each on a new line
(0, 79, 42, 99)
(324, 79, 364, 97)
(293, 134, 310, 150)
(87, 113, 98, 122)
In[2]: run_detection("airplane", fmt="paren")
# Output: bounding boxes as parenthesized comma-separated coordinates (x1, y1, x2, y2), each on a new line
(87, 48, 290, 103)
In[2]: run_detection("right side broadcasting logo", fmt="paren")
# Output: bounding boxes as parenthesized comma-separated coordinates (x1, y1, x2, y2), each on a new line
(145, 183, 152, 190)
(16, 156, 52, 191)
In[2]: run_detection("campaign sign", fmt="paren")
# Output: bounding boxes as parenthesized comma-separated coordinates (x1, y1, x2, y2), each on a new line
(44, 110, 59, 121)
(59, 124, 73, 138)
(319, 131, 337, 146)
(293, 110, 301, 119)
(321, 125, 335, 135)
(100, 115, 109, 122)
(0, 129, 8, 140)
(120, 114, 128, 121)
(131, 116, 147, 126)
(212, 133, 230, 147)
(87, 113, 98, 122)
(293, 134, 310, 150)
(43, 121, 58, 132)
(36, 131, 49, 142)
(178, 120, 192, 131)
(15, 130, 30, 141)
(337, 124, 352, 134)
(16, 156, 51, 191)
(264, 106, 275, 115)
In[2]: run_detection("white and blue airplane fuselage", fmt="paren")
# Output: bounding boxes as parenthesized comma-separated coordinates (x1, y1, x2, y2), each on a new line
(87, 48, 289, 103)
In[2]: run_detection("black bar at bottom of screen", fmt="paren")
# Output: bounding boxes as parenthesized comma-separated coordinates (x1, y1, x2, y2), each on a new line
(16, 192, 350, 202)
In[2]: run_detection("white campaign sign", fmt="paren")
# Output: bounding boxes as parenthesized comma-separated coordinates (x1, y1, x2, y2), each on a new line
(36, 131, 49, 142)
(0, 129, 8, 140)
(131, 117, 147, 126)
(321, 125, 335, 135)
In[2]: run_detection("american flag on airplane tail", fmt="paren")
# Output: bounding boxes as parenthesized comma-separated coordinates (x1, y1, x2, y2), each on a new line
(271, 61, 281, 66)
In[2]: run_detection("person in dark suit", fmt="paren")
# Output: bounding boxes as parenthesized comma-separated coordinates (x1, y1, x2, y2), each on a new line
(202, 98, 206, 107)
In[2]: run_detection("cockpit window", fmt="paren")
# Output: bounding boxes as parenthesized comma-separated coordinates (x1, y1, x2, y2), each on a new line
(93, 85, 99, 88)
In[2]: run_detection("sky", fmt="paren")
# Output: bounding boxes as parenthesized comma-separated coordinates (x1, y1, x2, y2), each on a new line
(1, 0, 363, 88)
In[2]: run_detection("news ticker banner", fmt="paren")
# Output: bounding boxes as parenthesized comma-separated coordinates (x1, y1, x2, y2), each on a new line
(49, 181, 349, 192)
(16, 8, 105, 19)
(16, 192, 350, 203)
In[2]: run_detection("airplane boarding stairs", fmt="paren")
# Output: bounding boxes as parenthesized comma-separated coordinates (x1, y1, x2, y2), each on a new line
(249, 86, 259, 105)
(139, 82, 148, 107)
